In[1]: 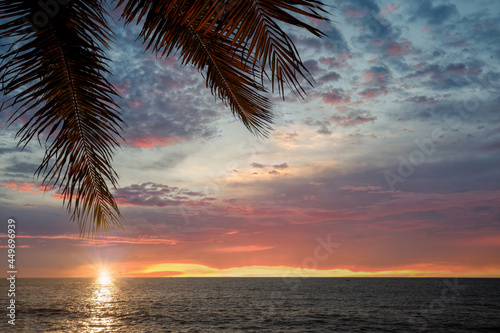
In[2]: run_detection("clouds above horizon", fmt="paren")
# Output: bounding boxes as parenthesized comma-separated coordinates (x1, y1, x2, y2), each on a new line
(1, 0, 499, 277)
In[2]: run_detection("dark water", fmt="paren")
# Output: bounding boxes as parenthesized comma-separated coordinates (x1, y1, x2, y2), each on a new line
(1, 278, 499, 332)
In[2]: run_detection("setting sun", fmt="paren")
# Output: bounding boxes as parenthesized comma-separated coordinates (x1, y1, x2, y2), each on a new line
(100, 270, 110, 277)
(98, 269, 111, 280)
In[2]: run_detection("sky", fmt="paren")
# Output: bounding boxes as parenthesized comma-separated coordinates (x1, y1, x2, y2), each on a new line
(1, 0, 499, 278)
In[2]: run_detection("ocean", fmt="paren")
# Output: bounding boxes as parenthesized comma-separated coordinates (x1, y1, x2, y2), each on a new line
(1, 278, 499, 332)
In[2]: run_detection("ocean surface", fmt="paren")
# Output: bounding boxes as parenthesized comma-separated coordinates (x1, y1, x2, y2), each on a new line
(1, 277, 499, 332)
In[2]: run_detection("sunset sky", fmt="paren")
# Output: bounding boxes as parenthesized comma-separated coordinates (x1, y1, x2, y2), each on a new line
(1, 0, 499, 278)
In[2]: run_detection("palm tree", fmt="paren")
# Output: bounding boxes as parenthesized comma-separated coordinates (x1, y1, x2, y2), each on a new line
(0, 0, 328, 235)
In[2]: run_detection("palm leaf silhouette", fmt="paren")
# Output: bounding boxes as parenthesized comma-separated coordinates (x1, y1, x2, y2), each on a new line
(1, 0, 328, 235)
(119, 0, 327, 135)
(0, 0, 124, 235)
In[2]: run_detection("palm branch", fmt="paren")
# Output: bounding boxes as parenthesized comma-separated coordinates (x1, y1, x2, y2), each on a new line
(119, 0, 328, 135)
(0, 0, 124, 235)
(1, 0, 328, 235)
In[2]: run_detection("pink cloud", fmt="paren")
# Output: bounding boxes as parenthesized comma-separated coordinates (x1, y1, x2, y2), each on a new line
(223, 231, 240, 236)
(380, 4, 397, 15)
(344, 5, 366, 18)
(3, 181, 36, 192)
(321, 89, 351, 105)
(2, 181, 51, 193)
(319, 54, 351, 69)
(360, 87, 388, 98)
(338, 186, 384, 192)
(386, 39, 412, 58)
(128, 136, 183, 148)
(114, 79, 130, 94)
(129, 100, 143, 107)
(212, 245, 274, 253)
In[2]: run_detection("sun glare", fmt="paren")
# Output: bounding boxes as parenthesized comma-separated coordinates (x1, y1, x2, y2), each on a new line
(97, 270, 112, 284)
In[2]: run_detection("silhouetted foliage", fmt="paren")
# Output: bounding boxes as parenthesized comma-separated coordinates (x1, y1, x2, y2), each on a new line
(0, 0, 328, 235)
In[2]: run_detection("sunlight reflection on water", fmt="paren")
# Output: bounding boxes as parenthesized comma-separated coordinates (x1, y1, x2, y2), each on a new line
(81, 277, 117, 332)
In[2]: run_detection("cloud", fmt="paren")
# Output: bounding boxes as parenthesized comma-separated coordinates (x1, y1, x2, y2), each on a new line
(319, 89, 351, 105)
(330, 111, 377, 127)
(359, 87, 388, 98)
(411, 0, 458, 25)
(318, 72, 341, 84)
(272, 163, 289, 170)
(338, 185, 384, 192)
(2, 181, 52, 193)
(127, 136, 183, 148)
(251, 163, 265, 169)
(212, 245, 274, 253)
(4, 162, 39, 174)
(406, 96, 438, 104)
(106, 29, 222, 145)
(386, 39, 413, 58)
(406, 63, 484, 89)
(304, 118, 332, 135)
(114, 182, 213, 207)
(319, 54, 351, 69)
(0, 146, 29, 155)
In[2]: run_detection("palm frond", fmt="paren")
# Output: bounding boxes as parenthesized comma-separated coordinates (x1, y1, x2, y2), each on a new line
(0, 0, 125, 236)
(119, 0, 328, 136)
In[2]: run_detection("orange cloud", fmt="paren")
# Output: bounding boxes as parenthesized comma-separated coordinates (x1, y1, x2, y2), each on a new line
(128, 136, 183, 148)
(2, 181, 51, 193)
(3, 181, 36, 192)
(2, 234, 179, 247)
(131, 263, 500, 278)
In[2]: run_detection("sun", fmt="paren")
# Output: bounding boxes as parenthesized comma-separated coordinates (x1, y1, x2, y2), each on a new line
(99, 269, 110, 278)
(97, 269, 112, 284)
